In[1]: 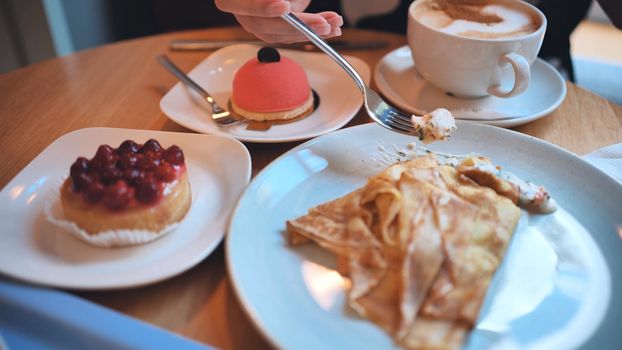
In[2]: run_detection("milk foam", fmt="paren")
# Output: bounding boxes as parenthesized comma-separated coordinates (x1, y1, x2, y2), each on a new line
(418, 2, 538, 39)
(447, 5, 534, 36)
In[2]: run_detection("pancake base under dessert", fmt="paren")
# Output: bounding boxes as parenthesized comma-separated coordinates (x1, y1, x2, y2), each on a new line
(229, 90, 318, 131)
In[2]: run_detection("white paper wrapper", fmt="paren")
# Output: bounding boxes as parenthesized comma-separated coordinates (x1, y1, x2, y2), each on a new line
(44, 179, 180, 248)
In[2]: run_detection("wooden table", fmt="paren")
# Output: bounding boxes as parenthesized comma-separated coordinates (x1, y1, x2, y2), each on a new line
(0, 27, 621, 349)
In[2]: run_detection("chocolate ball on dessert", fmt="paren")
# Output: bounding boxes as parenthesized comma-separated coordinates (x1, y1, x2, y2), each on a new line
(257, 46, 280, 63)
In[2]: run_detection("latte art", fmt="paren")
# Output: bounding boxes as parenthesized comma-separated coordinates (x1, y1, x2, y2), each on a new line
(415, 0, 540, 39)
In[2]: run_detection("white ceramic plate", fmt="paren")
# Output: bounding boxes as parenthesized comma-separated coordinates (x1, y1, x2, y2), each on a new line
(227, 122, 622, 349)
(160, 44, 370, 143)
(374, 46, 567, 128)
(0, 128, 251, 290)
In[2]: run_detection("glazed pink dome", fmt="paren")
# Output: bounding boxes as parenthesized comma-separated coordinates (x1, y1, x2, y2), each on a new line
(232, 54, 310, 113)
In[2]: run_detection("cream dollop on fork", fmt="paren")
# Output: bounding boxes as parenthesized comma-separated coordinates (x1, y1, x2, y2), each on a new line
(412, 108, 457, 143)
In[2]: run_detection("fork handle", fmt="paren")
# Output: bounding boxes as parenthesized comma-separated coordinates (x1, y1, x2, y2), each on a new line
(156, 55, 218, 107)
(281, 13, 367, 94)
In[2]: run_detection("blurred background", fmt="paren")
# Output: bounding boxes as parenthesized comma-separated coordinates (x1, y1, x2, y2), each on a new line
(0, 0, 620, 103)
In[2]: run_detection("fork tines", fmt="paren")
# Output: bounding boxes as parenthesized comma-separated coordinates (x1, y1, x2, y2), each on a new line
(383, 109, 418, 133)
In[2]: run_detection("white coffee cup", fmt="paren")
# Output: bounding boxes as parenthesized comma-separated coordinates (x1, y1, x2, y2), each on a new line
(407, 0, 547, 98)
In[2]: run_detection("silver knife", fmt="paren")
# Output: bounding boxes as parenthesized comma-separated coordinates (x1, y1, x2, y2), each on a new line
(169, 39, 388, 51)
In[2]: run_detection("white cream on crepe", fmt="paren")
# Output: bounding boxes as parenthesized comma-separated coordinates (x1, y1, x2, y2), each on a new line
(411, 108, 457, 144)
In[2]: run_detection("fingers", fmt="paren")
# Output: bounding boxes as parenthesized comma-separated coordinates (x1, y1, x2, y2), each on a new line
(236, 11, 343, 43)
(215, 0, 306, 17)
(322, 11, 343, 37)
(215, 0, 343, 44)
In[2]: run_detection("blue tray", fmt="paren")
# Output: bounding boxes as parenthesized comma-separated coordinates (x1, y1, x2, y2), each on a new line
(0, 278, 212, 350)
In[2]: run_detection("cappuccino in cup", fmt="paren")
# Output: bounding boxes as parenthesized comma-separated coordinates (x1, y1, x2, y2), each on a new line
(415, 0, 541, 40)
(407, 0, 547, 98)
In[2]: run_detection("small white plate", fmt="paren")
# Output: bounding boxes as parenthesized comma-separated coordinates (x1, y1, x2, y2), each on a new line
(0, 128, 251, 290)
(227, 122, 622, 349)
(374, 46, 567, 128)
(160, 44, 371, 143)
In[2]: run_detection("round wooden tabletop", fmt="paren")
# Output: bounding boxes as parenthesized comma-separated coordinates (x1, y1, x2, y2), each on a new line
(0, 27, 621, 349)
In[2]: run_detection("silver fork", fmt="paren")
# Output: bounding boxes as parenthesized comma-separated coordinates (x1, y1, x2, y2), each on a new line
(281, 13, 420, 136)
(156, 55, 240, 125)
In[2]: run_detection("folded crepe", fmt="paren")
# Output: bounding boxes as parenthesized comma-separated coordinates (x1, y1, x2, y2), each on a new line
(287, 154, 522, 349)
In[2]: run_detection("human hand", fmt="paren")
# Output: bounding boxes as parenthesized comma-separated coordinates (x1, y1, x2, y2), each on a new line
(214, 0, 343, 43)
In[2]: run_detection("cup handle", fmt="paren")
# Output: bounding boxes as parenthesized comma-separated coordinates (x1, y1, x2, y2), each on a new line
(487, 52, 530, 98)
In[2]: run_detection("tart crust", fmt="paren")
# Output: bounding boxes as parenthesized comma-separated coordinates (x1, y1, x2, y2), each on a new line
(60, 170, 191, 234)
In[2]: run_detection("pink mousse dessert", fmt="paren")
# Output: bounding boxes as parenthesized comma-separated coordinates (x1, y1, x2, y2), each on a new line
(231, 47, 313, 121)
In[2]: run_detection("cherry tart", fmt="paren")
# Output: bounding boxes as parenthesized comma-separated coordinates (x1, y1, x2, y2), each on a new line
(60, 139, 191, 234)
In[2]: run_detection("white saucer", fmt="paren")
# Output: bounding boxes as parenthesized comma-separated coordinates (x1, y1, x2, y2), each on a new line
(374, 46, 567, 128)
(160, 44, 370, 143)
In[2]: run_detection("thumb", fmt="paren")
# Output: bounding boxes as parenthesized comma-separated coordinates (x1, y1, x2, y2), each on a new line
(289, 0, 312, 12)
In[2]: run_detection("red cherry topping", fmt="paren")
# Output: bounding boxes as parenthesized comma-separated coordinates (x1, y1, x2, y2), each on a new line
(117, 140, 140, 155)
(139, 170, 155, 182)
(101, 167, 122, 185)
(72, 172, 94, 192)
(102, 180, 132, 210)
(83, 181, 105, 203)
(136, 177, 162, 203)
(140, 139, 162, 154)
(163, 145, 184, 165)
(90, 145, 116, 172)
(123, 168, 142, 185)
(118, 154, 139, 169)
(89, 158, 106, 173)
(70, 157, 89, 177)
(95, 144, 114, 159)
(139, 151, 161, 171)
(73, 139, 184, 206)
(155, 164, 177, 182)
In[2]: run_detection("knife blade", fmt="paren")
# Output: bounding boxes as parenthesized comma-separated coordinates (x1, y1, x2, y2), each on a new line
(169, 39, 388, 51)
